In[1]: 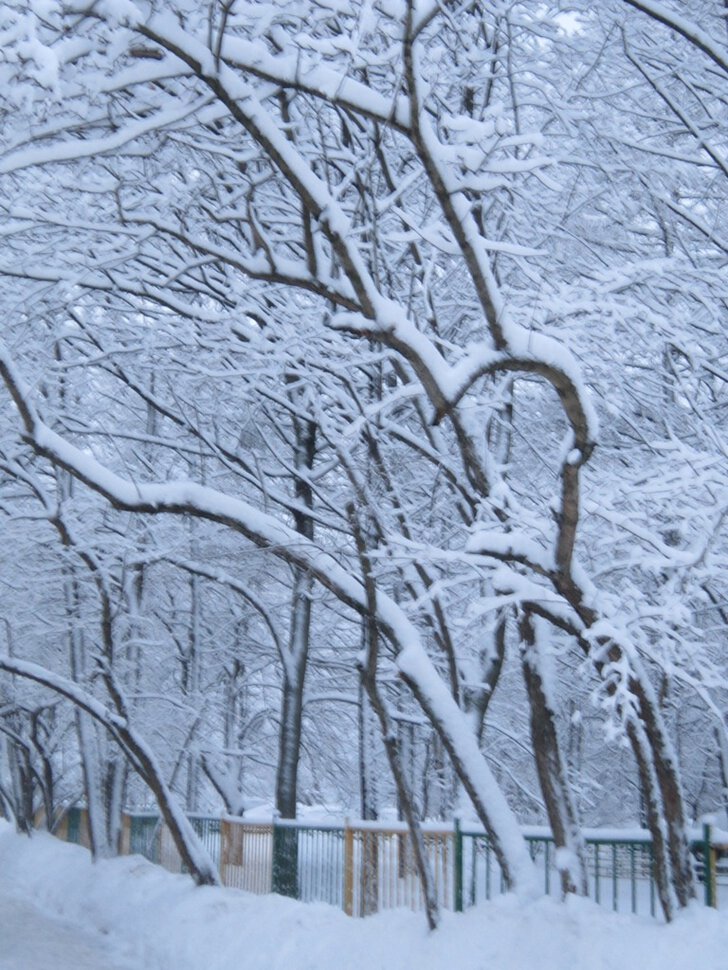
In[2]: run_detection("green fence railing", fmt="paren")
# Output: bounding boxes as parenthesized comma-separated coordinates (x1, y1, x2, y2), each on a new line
(62, 810, 727, 919)
(455, 826, 658, 916)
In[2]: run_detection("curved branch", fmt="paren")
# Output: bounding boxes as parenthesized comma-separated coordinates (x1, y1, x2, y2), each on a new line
(0, 655, 219, 886)
(0, 339, 540, 896)
(621, 0, 728, 74)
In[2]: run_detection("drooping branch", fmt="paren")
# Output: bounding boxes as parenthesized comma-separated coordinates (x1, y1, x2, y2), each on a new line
(0, 339, 540, 897)
(0, 655, 219, 886)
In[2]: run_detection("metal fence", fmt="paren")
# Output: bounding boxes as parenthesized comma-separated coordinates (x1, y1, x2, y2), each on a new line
(62, 808, 727, 918)
(455, 826, 659, 917)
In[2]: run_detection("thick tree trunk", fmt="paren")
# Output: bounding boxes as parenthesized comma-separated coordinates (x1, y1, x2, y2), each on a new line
(358, 677, 379, 822)
(0, 655, 220, 886)
(275, 584, 309, 820)
(626, 718, 677, 920)
(520, 613, 587, 898)
(716, 725, 728, 819)
(399, 662, 538, 896)
(361, 665, 440, 929)
(555, 569, 697, 919)
(272, 624, 307, 897)
(119, 724, 219, 886)
(64, 575, 117, 859)
(587, 634, 696, 917)
(629, 678, 695, 912)
(349, 505, 440, 927)
(7, 740, 34, 835)
(272, 407, 316, 897)
(466, 615, 506, 745)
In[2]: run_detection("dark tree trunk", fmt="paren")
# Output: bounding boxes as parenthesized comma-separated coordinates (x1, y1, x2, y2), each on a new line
(272, 407, 316, 898)
(520, 612, 587, 898)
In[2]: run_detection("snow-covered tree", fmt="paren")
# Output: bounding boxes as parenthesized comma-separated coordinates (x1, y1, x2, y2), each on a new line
(0, 0, 726, 922)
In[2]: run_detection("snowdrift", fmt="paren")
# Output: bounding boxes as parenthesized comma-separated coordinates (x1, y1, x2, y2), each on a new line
(0, 820, 725, 970)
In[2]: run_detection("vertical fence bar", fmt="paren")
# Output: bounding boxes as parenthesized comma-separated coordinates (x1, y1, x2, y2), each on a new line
(544, 841, 550, 895)
(630, 844, 636, 914)
(67, 806, 81, 844)
(454, 819, 463, 913)
(343, 821, 354, 916)
(469, 838, 476, 907)
(703, 823, 716, 909)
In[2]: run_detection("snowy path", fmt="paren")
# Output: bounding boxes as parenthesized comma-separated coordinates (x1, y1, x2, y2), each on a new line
(0, 892, 138, 970)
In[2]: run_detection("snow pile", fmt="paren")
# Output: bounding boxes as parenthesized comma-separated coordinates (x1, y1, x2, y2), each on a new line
(0, 820, 726, 970)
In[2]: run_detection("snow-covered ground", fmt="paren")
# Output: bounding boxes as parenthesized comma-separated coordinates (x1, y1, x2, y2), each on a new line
(0, 820, 726, 970)
(0, 892, 138, 970)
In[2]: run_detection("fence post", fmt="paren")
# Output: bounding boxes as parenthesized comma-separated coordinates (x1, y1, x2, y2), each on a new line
(219, 818, 230, 887)
(454, 818, 463, 913)
(66, 806, 81, 844)
(703, 822, 716, 908)
(119, 813, 131, 856)
(343, 819, 354, 916)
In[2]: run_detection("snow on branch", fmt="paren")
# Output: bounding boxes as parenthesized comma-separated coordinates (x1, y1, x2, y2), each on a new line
(445, 328, 598, 452)
(465, 530, 555, 573)
(621, 0, 728, 75)
(217, 36, 412, 133)
(0, 96, 214, 175)
(0, 338, 542, 894)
